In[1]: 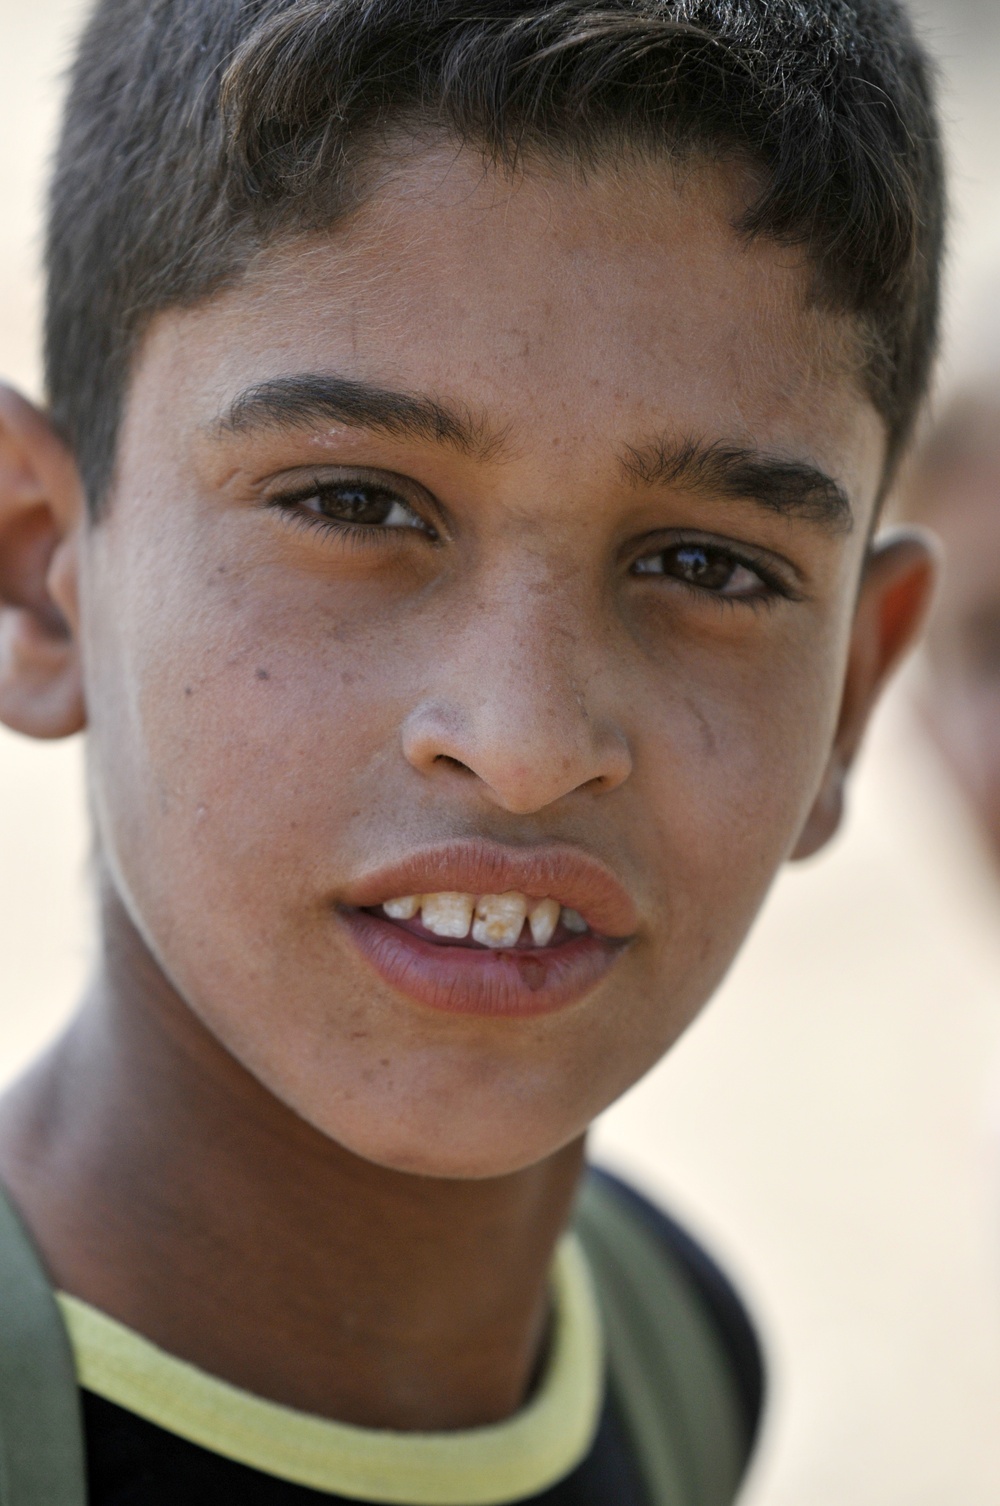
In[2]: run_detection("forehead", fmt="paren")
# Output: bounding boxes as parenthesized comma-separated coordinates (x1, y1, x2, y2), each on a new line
(132, 144, 881, 498)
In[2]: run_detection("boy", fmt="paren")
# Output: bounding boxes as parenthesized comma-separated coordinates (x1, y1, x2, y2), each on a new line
(0, 0, 943, 1502)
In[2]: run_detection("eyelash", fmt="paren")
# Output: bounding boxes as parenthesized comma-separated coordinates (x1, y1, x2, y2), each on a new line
(630, 538, 797, 606)
(268, 479, 797, 604)
(268, 478, 437, 547)
(275, 509, 405, 551)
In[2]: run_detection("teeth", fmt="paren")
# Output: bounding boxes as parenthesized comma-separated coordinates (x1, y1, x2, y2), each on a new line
(379, 890, 590, 945)
(528, 898, 560, 947)
(420, 892, 475, 939)
(472, 892, 528, 949)
(382, 895, 420, 920)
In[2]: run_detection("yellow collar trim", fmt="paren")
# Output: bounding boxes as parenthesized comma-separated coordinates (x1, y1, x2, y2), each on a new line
(57, 1235, 603, 1506)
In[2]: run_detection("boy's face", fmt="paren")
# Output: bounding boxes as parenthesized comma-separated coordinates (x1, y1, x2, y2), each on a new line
(23, 148, 921, 1176)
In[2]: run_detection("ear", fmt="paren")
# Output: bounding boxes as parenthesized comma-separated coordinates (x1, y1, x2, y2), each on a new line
(792, 527, 938, 860)
(0, 385, 86, 738)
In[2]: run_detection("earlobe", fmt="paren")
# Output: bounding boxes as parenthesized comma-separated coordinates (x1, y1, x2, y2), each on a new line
(791, 526, 938, 862)
(0, 385, 86, 739)
(791, 759, 845, 860)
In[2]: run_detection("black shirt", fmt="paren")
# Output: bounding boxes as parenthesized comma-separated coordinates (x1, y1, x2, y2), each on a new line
(82, 1387, 651, 1506)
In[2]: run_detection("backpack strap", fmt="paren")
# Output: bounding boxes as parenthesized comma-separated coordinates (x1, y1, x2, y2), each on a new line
(0, 1186, 86, 1505)
(573, 1170, 761, 1506)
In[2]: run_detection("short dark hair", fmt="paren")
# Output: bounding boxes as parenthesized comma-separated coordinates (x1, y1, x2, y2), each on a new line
(46, 0, 945, 513)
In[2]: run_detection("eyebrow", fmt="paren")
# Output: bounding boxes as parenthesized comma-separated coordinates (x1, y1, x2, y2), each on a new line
(215, 374, 852, 532)
(621, 435, 853, 533)
(214, 374, 507, 460)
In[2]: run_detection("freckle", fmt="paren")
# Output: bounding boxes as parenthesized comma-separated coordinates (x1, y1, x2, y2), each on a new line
(215, 564, 227, 575)
(184, 686, 193, 697)
(341, 670, 355, 686)
(379, 1058, 390, 1069)
(255, 667, 270, 680)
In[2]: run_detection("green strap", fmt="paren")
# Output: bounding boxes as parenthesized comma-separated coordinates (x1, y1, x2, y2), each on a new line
(0, 1188, 86, 1506)
(574, 1176, 748, 1506)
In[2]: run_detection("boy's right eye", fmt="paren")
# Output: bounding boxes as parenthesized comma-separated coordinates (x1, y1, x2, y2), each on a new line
(269, 473, 438, 539)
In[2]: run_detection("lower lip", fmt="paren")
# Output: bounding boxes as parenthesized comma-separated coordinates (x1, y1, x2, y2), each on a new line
(339, 909, 625, 1018)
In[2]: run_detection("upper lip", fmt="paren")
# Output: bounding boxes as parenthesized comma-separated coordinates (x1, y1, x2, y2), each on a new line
(341, 840, 639, 939)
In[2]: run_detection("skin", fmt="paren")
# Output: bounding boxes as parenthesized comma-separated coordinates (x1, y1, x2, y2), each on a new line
(906, 386, 1000, 862)
(0, 145, 934, 1429)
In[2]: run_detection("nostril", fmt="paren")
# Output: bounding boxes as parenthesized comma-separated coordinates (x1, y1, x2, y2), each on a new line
(434, 754, 473, 774)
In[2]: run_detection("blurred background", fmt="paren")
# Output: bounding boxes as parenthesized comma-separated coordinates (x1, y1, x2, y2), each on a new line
(4, 1, 1000, 1501)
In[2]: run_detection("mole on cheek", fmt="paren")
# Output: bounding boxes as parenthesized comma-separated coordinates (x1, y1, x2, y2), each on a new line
(255, 667, 270, 681)
(685, 695, 717, 758)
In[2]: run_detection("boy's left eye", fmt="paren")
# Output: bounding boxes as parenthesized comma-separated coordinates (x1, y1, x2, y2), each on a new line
(633, 542, 771, 598)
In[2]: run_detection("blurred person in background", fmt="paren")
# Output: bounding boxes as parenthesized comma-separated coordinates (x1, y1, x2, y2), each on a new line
(903, 377, 1000, 862)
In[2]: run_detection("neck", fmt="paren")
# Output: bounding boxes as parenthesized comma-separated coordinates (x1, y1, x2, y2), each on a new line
(0, 891, 585, 1430)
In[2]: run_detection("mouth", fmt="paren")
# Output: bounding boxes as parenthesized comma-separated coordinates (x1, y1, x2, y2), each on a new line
(338, 842, 636, 1017)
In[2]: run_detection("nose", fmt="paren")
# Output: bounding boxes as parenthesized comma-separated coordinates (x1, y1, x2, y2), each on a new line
(400, 588, 633, 815)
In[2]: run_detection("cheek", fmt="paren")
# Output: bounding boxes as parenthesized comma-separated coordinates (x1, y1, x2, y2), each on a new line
(592, 620, 848, 1065)
(637, 621, 844, 873)
(80, 522, 401, 983)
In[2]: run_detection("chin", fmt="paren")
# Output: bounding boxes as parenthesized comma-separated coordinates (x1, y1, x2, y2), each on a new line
(207, 995, 600, 1180)
(309, 1100, 583, 1181)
